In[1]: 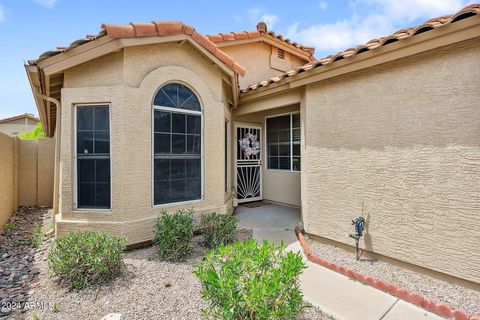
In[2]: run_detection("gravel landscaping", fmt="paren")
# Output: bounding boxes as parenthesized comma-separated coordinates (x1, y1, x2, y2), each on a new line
(307, 237, 480, 316)
(1, 207, 333, 320)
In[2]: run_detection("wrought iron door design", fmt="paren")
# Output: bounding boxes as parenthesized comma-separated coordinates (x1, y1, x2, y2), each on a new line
(235, 125, 262, 203)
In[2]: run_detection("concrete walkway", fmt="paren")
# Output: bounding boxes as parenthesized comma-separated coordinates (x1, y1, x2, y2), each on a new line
(287, 242, 445, 320)
(234, 203, 300, 246)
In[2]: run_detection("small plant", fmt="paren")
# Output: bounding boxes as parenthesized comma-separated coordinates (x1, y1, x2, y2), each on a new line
(31, 310, 40, 320)
(200, 212, 237, 248)
(194, 239, 307, 320)
(48, 231, 126, 289)
(30, 223, 42, 249)
(4, 223, 15, 233)
(154, 210, 195, 261)
(52, 303, 60, 313)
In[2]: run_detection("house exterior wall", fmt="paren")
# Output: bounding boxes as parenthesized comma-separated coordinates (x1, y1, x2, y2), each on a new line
(235, 105, 301, 207)
(302, 38, 480, 284)
(58, 42, 233, 244)
(220, 42, 306, 89)
(0, 133, 16, 229)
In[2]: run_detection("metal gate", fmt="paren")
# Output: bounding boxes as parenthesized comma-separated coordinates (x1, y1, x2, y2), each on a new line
(235, 124, 262, 203)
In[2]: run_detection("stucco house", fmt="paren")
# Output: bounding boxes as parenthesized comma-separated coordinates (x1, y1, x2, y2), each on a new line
(25, 4, 479, 287)
(0, 113, 39, 136)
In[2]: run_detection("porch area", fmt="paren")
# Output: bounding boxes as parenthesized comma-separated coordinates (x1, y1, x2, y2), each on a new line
(234, 202, 300, 246)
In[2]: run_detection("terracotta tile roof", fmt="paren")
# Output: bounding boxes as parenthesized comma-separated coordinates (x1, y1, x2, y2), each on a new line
(29, 21, 246, 76)
(241, 3, 480, 93)
(206, 22, 316, 62)
(0, 113, 39, 124)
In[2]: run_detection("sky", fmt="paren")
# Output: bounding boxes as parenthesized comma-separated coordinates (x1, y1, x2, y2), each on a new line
(0, 0, 473, 119)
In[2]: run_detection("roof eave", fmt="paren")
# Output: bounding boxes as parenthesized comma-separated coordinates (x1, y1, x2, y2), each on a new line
(240, 15, 480, 102)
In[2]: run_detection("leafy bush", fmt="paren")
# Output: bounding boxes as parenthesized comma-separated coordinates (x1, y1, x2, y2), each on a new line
(200, 212, 237, 248)
(48, 231, 126, 289)
(18, 123, 46, 140)
(154, 210, 195, 261)
(194, 239, 307, 320)
(30, 223, 42, 249)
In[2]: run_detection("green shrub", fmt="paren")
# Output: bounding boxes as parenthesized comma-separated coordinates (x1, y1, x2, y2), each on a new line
(4, 223, 15, 233)
(30, 223, 42, 249)
(48, 231, 126, 289)
(200, 212, 237, 248)
(154, 210, 195, 261)
(194, 239, 307, 320)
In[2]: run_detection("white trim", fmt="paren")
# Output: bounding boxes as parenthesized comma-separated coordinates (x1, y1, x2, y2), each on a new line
(264, 111, 301, 173)
(234, 122, 263, 203)
(151, 82, 204, 208)
(73, 103, 112, 212)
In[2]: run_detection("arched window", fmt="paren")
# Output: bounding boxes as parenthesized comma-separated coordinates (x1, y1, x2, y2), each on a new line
(153, 83, 202, 205)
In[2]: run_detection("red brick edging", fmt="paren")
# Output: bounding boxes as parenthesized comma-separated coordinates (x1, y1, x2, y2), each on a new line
(294, 227, 479, 320)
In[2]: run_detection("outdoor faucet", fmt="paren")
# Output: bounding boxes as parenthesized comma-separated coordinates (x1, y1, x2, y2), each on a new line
(348, 217, 365, 261)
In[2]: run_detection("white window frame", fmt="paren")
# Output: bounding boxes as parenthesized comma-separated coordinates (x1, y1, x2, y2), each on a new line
(73, 103, 112, 212)
(264, 111, 301, 173)
(151, 82, 204, 208)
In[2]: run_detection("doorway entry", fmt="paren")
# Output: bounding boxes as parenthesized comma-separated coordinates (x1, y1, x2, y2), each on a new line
(235, 123, 262, 203)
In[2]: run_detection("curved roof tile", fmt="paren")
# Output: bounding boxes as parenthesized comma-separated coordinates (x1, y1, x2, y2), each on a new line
(30, 21, 246, 77)
(241, 3, 480, 93)
(206, 22, 316, 62)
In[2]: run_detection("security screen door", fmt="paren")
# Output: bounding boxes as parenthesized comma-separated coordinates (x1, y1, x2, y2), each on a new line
(235, 124, 262, 203)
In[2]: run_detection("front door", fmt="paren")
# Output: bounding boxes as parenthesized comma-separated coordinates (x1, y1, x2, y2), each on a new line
(235, 124, 262, 203)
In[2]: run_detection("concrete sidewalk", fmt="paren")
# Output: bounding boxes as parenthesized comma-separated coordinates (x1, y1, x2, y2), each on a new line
(287, 242, 445, 320)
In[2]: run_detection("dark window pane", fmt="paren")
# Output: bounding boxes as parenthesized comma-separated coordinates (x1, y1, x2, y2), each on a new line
(279, 157, 291, 170)
(187, 135, 201, 154)
(94, 106, 109, 130)
(292, 128, 300, 142)
(164, 84, 179, 105)
(181, 94, 201, 111)
(95, 183, 111, 208)
(154, 181, 170, 204)
(172, 113, 186, 133)
(277, 115, 290, 130)
(78, 182, 95, 207)
(171, 159, 186, 180)
(268, 144, 278, 156)
(268, 157, 279, 169)
(171, 179, 186, 202)
(267, 131, 278, 143)
(293, 157, 301, 171)
(185, 178, 201, 199)
(77, 107, 94, 130)
(153, 90, 176, 108)
(186, 159, 201, 179)
(279, 143, 291, 156)
(78, 159, 95, 183)
(172, 134, 186, 154)
(96, 159, 110, 183)
(293, 143, 300, 156)
(94, 131, 110, 154)
(267, 117, 278, 131)
(77, 131, 93, 154)
(154, 159, 170, 182)
(278, 129, 290, 143)
(154, 111, 171, 133)
(187, 115, 201, 134)
(154, 133, 171, 154)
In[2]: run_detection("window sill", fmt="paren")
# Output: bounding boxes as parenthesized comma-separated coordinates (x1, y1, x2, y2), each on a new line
(73, 208, 112, 213)
(152, 198, 203, 208)
(264, 169, 301, 173)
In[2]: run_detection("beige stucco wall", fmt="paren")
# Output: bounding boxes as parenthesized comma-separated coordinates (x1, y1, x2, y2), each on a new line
(235, 105, 301, 207)
(58, 42, 234, 244)
(221, 42, 306, 89)
(302, 38, 480, 284)
(17, 138, 54, 207)
(0, 133, 15, 228)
